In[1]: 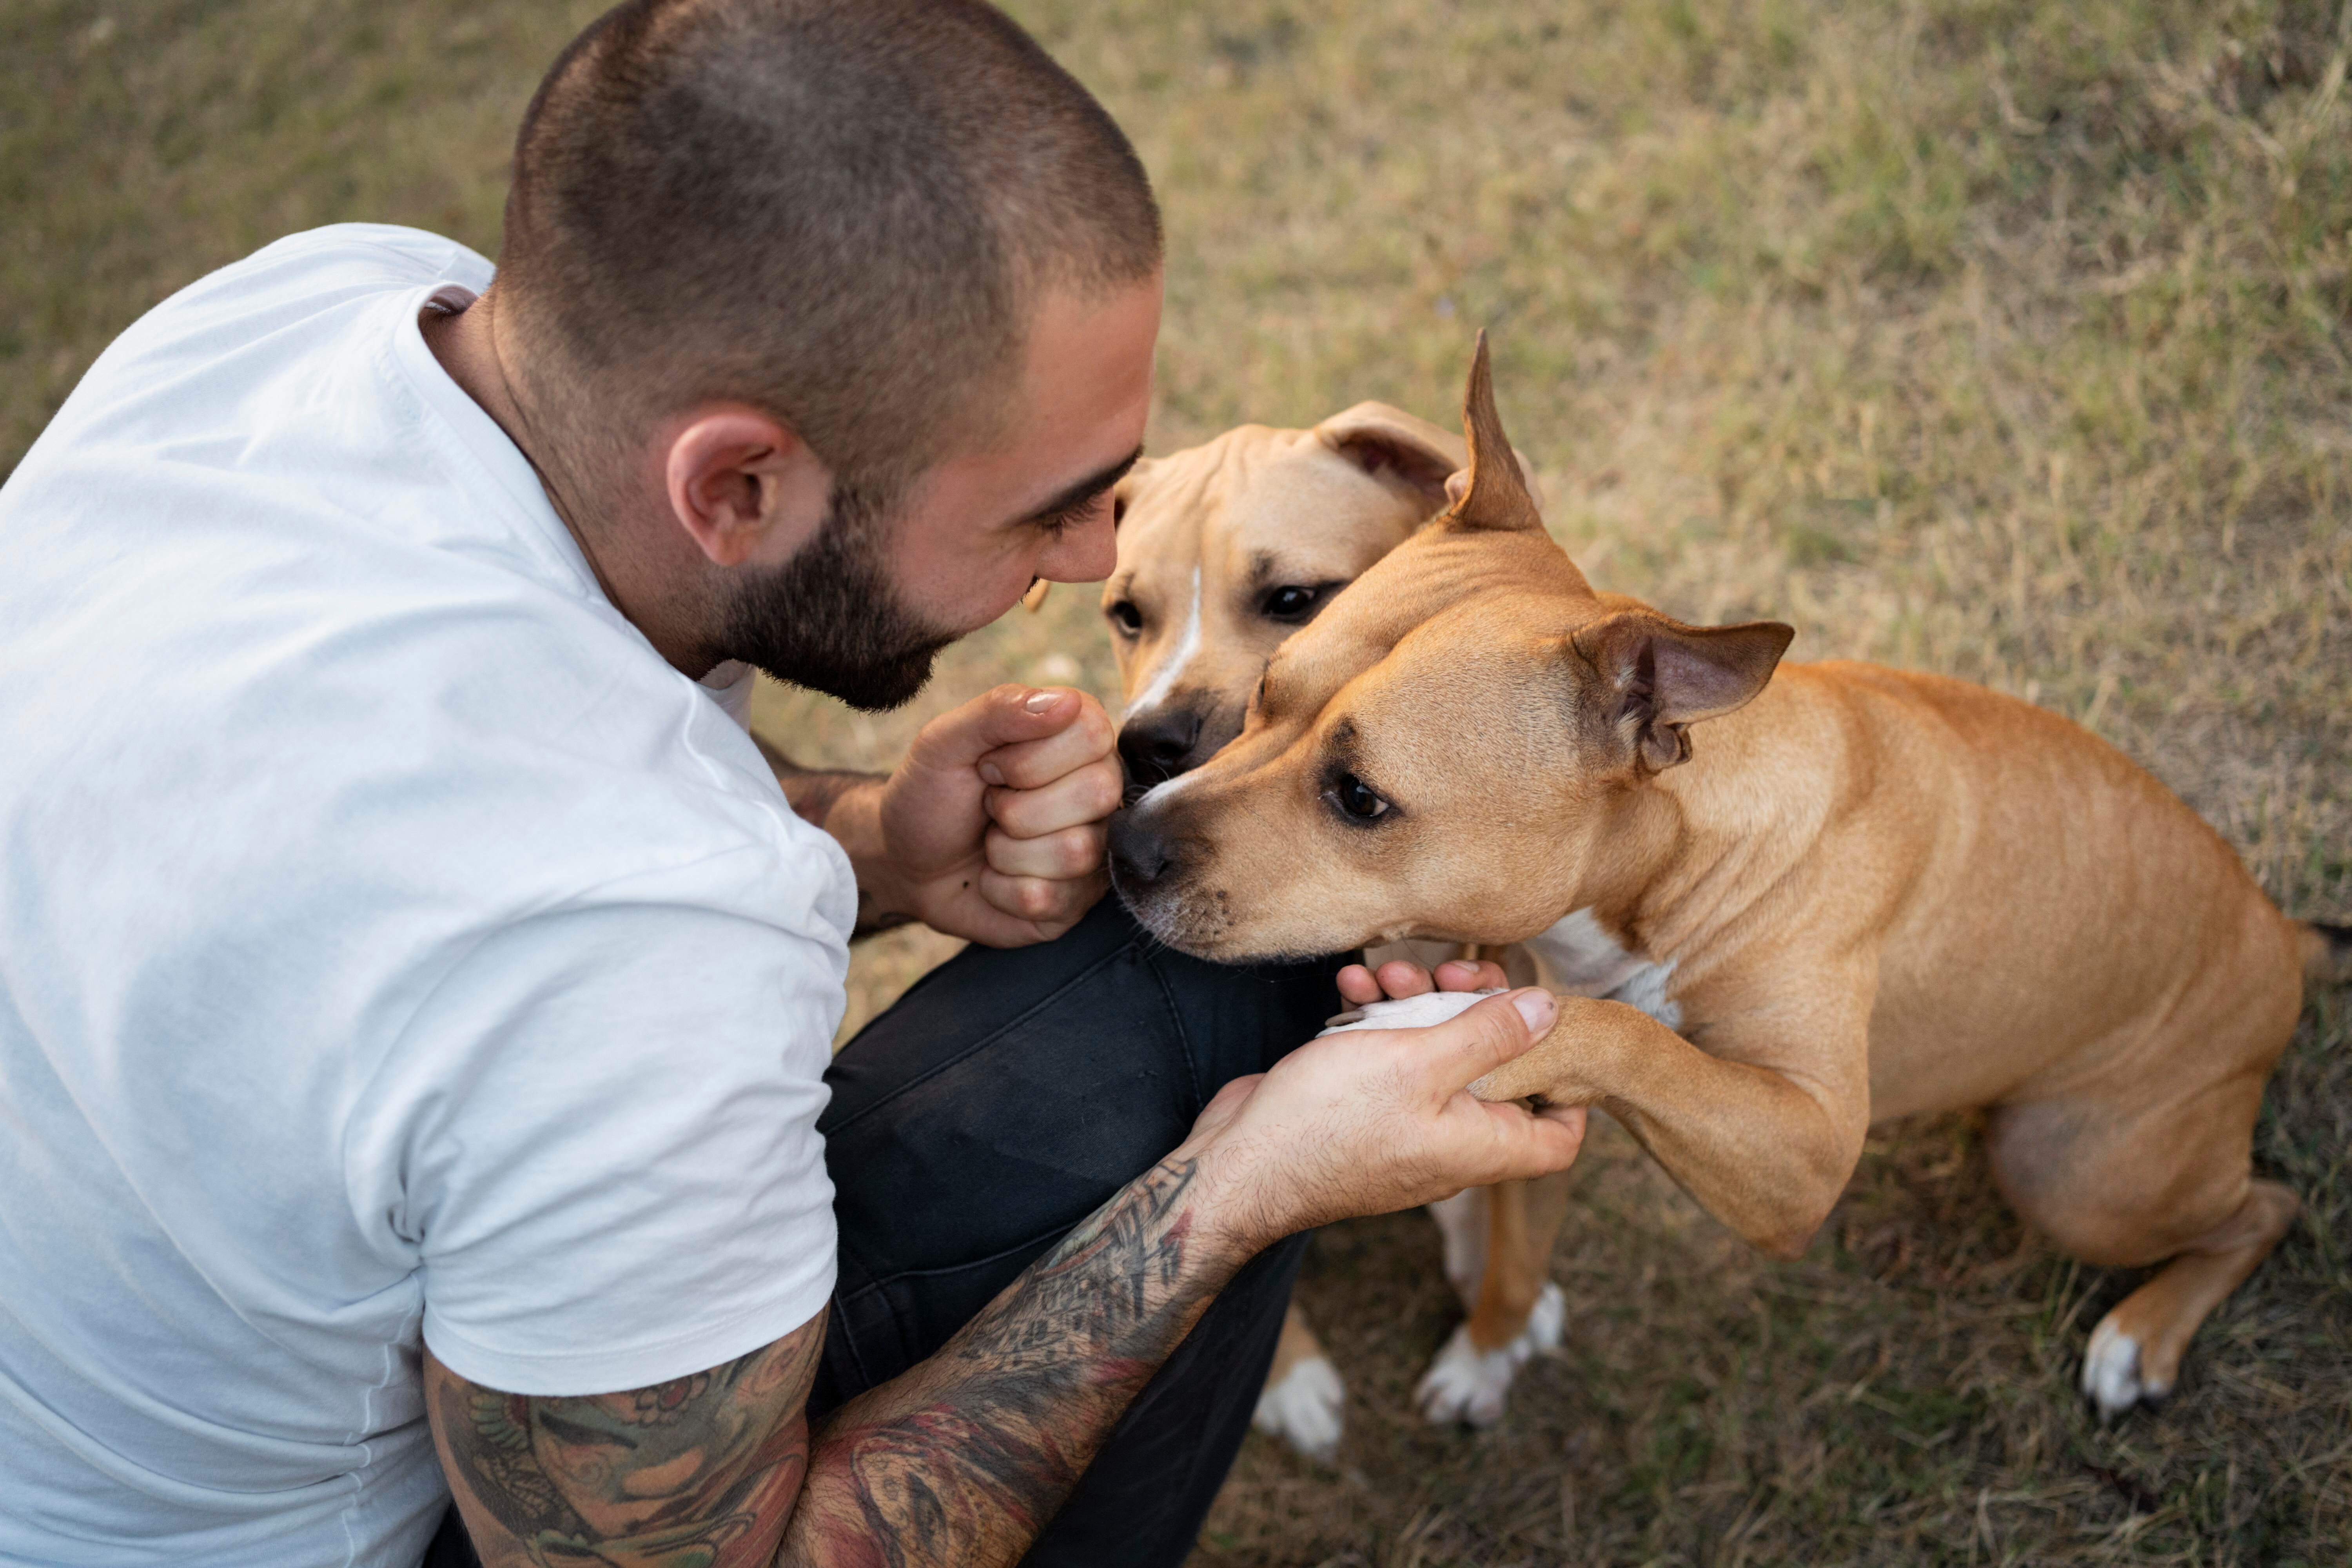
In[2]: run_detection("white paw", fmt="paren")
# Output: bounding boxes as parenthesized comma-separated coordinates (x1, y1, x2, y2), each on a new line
(2081, 1316, 2168, 1416)
(1252, 1353, 1345, 1461)
(1319, 988, 1501, 1035)
(1415, 1283, 1566, 1428)
(1524, 1279, 1566, 1352)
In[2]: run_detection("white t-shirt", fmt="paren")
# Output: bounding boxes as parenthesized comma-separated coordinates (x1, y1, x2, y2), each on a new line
(0, 226, 856, 1567)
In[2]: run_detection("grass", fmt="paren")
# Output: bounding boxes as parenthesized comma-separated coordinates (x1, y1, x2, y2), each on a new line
(5, 0, 2347, 1561)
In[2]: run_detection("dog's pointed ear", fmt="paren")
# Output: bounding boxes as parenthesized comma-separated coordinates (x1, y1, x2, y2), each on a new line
(1441, 332, 1544, 533)
(1570, 611, 1795, 771)
(1313, 403, 1465, 513)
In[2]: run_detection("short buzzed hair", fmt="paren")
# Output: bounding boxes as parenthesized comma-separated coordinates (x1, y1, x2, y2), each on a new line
(497, 0, 1161, 500)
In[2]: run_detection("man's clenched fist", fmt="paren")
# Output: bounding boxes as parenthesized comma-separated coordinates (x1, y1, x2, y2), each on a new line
(826, 684, 1120, 947)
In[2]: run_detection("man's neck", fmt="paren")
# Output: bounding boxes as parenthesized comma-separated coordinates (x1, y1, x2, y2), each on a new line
(420, 294, 713, 676)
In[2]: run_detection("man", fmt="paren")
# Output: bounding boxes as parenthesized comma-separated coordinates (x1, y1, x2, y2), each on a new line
(0, 2, 1587, 1564)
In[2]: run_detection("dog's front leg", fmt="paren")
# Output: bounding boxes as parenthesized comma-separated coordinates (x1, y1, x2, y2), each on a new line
(1472, 995, 1869, 1259)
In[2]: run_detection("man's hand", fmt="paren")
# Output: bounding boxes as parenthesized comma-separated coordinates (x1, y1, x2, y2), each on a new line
(1180, 964, 1587, 1248)
(780, 685, 1120, 947)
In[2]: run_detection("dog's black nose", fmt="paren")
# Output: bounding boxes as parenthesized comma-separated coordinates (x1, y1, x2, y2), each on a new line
(1118, 708, 1205, 791)
(1107, 810, 1179, 889)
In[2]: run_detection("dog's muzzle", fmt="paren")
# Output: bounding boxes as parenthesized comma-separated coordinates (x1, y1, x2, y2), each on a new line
(1116, 707, 1204, 793)
(1107, 809, 1185, 894)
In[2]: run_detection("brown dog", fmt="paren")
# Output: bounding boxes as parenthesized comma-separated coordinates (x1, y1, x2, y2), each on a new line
(1100, 405, 1574, 1452)
(1103, 402, 1465, 785)
(1111, 337, 2346, 1417)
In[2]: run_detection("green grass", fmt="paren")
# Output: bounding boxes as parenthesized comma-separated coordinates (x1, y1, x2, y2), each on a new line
(5, 0, 2348, 1562)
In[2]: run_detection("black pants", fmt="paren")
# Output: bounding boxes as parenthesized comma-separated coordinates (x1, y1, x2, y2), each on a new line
(426, 896, 1343, 1568)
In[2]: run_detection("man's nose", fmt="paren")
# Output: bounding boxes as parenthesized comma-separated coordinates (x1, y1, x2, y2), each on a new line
(1038, 506, 1119, 586)
(1117, 706, 1204, 793)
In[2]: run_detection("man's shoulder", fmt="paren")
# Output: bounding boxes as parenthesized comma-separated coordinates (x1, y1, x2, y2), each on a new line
(13, 224, 490, 485)
(131, 224, 492, 349)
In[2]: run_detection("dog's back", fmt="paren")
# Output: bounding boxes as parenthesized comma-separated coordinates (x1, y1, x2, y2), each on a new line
(1693, 661, 2305, 1121)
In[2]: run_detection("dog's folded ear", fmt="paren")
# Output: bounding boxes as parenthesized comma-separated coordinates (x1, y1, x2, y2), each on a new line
(1569, 611, 1796, 771)
(1442, 331, 1546, 534)
(1314, 402, 1466, 512)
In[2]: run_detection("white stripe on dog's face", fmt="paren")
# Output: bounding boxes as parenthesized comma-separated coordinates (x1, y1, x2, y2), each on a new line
(1125, 566, 1202, 720)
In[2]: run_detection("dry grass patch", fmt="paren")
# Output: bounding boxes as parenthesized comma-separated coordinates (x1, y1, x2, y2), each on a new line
(4, 0, 2347, 1561)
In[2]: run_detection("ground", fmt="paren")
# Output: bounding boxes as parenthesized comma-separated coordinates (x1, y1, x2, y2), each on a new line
(4, 0, 2347, 1562)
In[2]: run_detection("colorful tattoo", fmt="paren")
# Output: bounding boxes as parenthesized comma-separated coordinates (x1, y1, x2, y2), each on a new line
(428, 1327, 820, 1568)
(428, 1156, 1241, 1568)
(784, 1156, 1243, 1565)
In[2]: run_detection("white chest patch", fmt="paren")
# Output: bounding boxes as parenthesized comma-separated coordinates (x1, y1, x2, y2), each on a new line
(1521, 908, 1682, 1029)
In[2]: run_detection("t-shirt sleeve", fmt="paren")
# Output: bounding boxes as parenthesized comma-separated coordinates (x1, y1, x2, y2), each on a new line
(364, 849, 842, 1397)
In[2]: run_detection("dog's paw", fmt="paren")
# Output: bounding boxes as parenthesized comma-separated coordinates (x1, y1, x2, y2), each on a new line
(2081, 1315, 2169, 1417)
(1252, 1352, 1345, 1461)
(1319, 988, 1501, 1036)
(1524, 1278, 1566, 1352)
(1415, 1282, 1566, 1428)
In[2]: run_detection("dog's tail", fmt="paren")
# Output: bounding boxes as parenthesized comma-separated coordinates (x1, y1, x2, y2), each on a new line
(2301, 920, 2352, 985)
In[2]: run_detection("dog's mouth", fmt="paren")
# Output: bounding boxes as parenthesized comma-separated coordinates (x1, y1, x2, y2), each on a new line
(1107, 866, 1226, 954)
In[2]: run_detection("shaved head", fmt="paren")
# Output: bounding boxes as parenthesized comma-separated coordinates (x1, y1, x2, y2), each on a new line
(497, 0, 1161, 504)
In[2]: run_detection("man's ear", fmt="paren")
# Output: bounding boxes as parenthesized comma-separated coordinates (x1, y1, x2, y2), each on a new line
(664, 406, 830, 569)
(1314, 402, 1466, 513)
(1569, 610, 1796, 771)
(1441, 331, 1545, 534)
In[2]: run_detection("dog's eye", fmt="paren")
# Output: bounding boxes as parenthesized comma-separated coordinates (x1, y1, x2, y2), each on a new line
(1107, 600, 1143, 636)
(1328, 772, 1390, 822)
(1261, 584, 1322, 621)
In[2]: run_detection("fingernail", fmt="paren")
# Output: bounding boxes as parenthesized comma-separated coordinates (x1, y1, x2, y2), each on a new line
(1511, 989, 1556, 1033)
(1023, 689, 1060, 713)
(978, 762, 1005, 786)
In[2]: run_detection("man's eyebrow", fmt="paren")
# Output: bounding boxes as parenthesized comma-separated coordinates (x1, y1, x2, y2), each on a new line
(1017, 445, 1143, 525)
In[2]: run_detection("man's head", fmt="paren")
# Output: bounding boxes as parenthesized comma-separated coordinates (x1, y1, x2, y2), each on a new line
(1107, 339, 1792, 960)
(491, 0, 1161, 703)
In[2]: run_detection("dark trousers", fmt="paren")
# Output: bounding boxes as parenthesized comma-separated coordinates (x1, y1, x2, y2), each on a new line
(426, 896, 1344, 1568)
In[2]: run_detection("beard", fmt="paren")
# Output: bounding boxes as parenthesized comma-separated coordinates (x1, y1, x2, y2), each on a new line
(719, 487, 956, 713)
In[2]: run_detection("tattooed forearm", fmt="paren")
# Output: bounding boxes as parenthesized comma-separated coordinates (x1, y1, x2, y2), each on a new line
(426, 1158, 1249, 1568)
(780, 1156, 1249, 1567)
(425, 1326, 822, 1568)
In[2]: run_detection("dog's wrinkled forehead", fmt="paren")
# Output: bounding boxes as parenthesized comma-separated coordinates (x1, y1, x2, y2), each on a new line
(1249, 524, 1588, 733)
(1109, 444, 1230, 599)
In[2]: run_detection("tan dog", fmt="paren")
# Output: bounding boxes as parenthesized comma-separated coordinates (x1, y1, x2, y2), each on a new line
(1103, 402, 1463, 786)
(1100, 405, 1573, 1455)
(1111, 337, 2347, 1418)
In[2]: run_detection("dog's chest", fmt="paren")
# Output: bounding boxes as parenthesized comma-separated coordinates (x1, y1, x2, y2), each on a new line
(1521, 909, 1681, 1029)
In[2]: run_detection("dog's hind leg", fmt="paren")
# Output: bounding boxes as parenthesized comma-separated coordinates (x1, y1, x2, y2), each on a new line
(1252, 1299, 1346, 1461)
(1987, 956, 2301, 1417)
(2076, 1179, 2298, 1416)
(1416, 1170, 1574, 1426)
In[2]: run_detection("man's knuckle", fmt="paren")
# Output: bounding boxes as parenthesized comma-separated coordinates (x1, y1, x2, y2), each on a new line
(1085, 767, 1122, 815)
